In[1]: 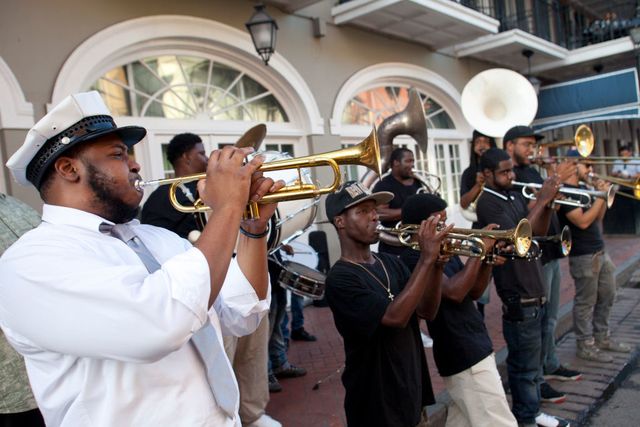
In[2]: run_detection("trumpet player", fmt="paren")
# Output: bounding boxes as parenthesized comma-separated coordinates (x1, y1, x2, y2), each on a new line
(373, 147, 423, 256)
(141, 132, 208, 241)
(399, 193, 517, 427)
(0, 91, 283, 427)
(558, 150, 631, 362)
(504, 126, 582, 403)
(324, 181, 451, 427)
(476, 147, 570, 427)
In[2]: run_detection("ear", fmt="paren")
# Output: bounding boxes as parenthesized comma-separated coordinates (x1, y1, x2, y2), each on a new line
(334, 215, 345, 230)
(52, 156, 82, 183)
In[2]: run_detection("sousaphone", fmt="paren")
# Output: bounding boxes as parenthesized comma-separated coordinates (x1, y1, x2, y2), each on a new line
(460, 69, 538, 221)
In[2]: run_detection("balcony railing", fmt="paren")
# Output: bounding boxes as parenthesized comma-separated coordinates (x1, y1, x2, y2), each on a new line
(336, 0, 640, 50)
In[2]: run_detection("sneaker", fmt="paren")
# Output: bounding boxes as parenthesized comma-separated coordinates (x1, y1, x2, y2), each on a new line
(268, 373, 282, 393)
(544, 366, 583, 381)
(535, 412, 570, 427)
(246, 414, 282, 427)
(273, 363, 307, 378)
(291, 327, 317, 342)
(577, 341, 614, 363)
(540, 382, 566, 404)
(595, 337, 632, 353)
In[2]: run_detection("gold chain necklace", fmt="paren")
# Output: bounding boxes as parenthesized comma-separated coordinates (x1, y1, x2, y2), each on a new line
(341, 253, 394, 301)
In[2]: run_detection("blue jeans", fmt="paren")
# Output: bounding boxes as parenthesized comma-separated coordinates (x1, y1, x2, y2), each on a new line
(541, 259, 561, 374)
(268, 285, 288, 372)
(281, 293, 305, 344)
(502, 303, 546, 424)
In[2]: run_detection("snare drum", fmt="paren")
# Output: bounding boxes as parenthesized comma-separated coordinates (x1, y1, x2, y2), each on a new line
(254, 151, 319, 250)
(276, 241, 326, 299)
(278, 261, 326, 300)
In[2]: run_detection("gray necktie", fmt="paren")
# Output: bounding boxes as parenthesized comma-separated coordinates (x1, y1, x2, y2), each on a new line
(100, 222, 238, 418)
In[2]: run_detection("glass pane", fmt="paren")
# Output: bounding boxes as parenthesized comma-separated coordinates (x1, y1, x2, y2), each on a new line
(90, 55, 288, 122)
(160, 144, 175, 178)
(343, 85, 455, 129)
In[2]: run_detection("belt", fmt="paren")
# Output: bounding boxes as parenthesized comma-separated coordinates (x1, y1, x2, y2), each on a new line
(520, 296, 546, 307)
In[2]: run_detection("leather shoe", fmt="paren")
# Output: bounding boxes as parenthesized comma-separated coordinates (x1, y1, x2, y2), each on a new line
(246, 414, 282, 427)
(273, 363, 307, 378)
(268, 373, 282, 393)
(291, 328, 317, 342)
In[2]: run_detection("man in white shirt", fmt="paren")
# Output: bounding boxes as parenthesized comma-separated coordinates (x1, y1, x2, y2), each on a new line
(0, 91, 282, 427)
(611, 145, 640, 178)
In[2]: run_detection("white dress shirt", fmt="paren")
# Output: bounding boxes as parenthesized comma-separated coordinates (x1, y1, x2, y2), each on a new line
(0, 204, 270, 427)
(611, 159, 640, 177)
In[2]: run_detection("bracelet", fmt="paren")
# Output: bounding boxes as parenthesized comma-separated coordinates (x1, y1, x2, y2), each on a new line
(239, 223, 270, 239)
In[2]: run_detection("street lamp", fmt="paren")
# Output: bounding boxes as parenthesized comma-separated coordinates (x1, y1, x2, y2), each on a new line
(522, 49, 541, 94)
(245, 4, 278, 66)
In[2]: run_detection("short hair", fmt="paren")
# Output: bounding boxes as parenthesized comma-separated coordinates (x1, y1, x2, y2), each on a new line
(166, 133, 202, 166)
(390, 147, 412, 165)
(619, 144, 632, 153)
(480, 147, 510, 172)
(402, 194, 448, 224)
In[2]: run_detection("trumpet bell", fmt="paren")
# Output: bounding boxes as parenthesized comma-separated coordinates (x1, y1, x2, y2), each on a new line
(574, 125, 594, 157)
(461, 69, 538, 138)
(513, 219, 533, 257)
(560, 225, 572, 257)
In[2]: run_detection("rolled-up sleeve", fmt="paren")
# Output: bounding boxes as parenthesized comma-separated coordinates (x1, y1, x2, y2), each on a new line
(214, 258, 271, 337)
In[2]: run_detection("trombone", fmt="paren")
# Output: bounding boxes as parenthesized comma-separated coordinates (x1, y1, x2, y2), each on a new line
(376, 218, 532, 260)
(536, 124, 595, 158)
(135, 128, 382, 219)
(512, 181, 616, 208)
(588, 173, 640, 200)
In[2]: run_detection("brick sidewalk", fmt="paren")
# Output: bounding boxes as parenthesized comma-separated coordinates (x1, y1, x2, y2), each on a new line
(266, 235, 640, 427)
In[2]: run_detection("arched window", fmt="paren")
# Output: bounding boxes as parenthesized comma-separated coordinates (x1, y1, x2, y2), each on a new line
(341, 86, 454, 129)
(90, 55, 288, 122)
(338, 84, 465, 209)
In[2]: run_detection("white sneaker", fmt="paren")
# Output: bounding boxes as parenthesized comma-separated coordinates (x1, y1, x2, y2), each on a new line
(245, 414, 282, 427)
(420, 331, 433, 348)
(535, 412, 570, 427)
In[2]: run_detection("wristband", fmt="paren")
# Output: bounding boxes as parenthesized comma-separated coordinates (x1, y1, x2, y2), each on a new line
(239, 223, 270, 239)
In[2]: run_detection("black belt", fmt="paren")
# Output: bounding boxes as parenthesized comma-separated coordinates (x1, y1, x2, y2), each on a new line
(520, 296, 546, 307)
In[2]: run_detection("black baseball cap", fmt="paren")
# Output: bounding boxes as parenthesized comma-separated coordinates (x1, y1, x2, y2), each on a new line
(503, 125, 544, 143)
(402, 194, 448, 225)
(325, 181, 393, 223)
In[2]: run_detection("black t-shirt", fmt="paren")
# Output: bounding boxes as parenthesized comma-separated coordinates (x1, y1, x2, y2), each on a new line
(476, 187, 545, 302)
(557, 183, 604, 256)
(459, 165, 477, 198)
(372, 175, 422, 256)
(400, 251, 493, 377)
(513, 165, 564, 264)
(326, 252, 434, 427)
(141, 181, 203, 239)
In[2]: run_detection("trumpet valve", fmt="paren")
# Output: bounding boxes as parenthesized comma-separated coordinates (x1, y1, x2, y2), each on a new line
(243, 201, 261, 221)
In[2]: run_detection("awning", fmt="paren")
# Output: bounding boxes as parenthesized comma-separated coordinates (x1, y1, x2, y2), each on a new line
(533, 68, 640, 132)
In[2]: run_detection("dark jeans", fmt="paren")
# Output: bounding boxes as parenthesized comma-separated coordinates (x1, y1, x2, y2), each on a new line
(281, 293, 305, 344)
(268, 285, 288, 371)
(502, 303, 546, 424)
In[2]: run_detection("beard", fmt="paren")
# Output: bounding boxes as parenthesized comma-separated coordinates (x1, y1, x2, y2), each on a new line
(85, 162, 139, 223)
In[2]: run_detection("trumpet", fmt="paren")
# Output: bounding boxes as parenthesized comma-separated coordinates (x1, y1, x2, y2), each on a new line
(376, 218, 532, 259)
(534, 225, 572, 257)
(512, 181, 616, 208)
(135, 128, 382, 219)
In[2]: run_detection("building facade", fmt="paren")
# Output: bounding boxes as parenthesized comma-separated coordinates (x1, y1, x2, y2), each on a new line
(2, 0, 639, 259)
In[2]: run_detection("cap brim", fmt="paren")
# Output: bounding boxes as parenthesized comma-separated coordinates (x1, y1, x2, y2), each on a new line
(344, 191, 394, 211)
(535, 134, 545, 141)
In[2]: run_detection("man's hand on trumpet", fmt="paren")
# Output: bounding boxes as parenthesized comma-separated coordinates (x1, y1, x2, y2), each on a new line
(417, 215, 453, 264)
